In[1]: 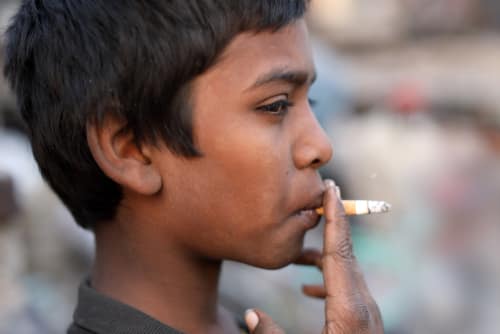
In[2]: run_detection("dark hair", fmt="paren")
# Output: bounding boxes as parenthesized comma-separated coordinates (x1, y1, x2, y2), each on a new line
(3, 0, 308, 229)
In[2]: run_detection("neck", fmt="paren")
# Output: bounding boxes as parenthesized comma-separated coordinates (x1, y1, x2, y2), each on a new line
(92, 218, 229, 334)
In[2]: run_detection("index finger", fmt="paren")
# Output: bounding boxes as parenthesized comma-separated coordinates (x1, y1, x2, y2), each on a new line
(321, 179, 358, 298)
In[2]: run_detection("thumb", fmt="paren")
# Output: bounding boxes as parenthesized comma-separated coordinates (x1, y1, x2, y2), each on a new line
(244, 309, 285, 334)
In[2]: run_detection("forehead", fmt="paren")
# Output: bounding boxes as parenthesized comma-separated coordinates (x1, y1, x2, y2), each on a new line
(200, 19, 315, 91)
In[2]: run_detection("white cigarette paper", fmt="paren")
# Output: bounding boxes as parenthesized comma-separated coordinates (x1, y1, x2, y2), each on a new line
(315, 200, 391, 216)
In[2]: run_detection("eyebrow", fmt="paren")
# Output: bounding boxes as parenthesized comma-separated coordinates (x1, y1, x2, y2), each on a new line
(245, 68, 317, 92)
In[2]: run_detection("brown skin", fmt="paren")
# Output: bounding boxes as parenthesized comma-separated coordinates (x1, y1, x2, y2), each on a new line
(87, 20, 383, 334)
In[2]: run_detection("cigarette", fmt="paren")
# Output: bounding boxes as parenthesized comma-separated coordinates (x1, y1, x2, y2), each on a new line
(315, 200, 391, 216)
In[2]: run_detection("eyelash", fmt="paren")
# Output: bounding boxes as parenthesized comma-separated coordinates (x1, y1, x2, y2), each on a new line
(257, 100, 294, 116)
(256, 98, 317, 116)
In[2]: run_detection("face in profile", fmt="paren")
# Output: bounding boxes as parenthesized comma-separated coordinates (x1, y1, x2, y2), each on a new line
(149, 19, 333, 268)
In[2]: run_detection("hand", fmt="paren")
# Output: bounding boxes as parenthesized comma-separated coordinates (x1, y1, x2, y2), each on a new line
(244, 179, 384, 333)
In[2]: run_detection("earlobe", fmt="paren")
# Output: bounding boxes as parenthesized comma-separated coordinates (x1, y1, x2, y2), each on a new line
(86, 116, 162, 195)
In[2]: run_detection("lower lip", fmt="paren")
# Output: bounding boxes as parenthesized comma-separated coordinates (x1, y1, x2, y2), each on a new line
(292, 209, 321, 229)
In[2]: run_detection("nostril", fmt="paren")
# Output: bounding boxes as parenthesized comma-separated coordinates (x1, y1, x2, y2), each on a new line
(312, 158, 321, 165)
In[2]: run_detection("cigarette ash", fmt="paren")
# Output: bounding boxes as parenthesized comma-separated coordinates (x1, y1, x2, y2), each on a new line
(367, 201, 392, 214)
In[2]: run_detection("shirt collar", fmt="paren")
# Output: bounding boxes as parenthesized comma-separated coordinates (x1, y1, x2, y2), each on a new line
(72, 279, 184, 334)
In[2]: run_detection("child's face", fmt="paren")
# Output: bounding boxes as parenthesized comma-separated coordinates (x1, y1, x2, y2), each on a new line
(151, 20, 332, 268)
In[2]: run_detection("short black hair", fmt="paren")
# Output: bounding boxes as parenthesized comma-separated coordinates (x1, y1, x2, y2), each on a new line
(3, 0, 308, 229)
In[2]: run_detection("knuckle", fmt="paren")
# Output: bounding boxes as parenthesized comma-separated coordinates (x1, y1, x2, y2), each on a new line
(322, 238, 355, 265)
(335, 237, 354, 261)
(330, 297, 372, 332)
(340, 302, 371, 332)
(350, 303, 371, 330)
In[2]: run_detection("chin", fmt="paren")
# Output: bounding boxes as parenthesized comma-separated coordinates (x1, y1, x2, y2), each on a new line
(248, 240, 304, 270)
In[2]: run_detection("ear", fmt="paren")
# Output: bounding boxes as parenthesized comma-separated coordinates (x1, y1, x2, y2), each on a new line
(86, 115, 162, 195)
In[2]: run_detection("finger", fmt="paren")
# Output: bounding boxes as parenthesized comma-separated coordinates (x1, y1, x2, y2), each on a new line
(293, 248, 323, 270)
(322, 180, 379, 332)
(321, 179, 358, 297)
(245, 309, 285, 334)
(302, 284, 327, 299)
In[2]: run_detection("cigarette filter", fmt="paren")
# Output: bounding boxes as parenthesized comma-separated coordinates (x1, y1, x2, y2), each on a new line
(315, 200, 391, 216)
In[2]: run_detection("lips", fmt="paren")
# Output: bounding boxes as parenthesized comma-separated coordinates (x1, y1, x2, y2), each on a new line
(293, 194, 323, 216)
(292, 208, 321, 229)
(292, 192, 324, 228)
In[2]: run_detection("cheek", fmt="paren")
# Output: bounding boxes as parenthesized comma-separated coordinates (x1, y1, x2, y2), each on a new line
(205, 137, 287, 217)
(195, 101, 289, 193)
(177, 93, 298, 257)
(160, 130, 302, 264)
(184, 123, 294, 247)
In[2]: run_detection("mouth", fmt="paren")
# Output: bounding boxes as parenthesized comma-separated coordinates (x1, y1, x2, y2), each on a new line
(292, 193, 324, 228)
(293, 194, 323, 214)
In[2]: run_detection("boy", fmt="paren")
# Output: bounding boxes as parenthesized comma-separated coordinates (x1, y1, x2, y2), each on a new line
(4, 1, 383, 333)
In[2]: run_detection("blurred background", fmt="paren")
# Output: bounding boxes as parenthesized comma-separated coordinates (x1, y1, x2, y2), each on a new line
(1, 0, 500, 333)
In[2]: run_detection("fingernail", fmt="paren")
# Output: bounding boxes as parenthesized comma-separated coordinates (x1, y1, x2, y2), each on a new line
(324, 179, 335, 190)
(245, 309, 259, 331)
(336, 186, 342, 199)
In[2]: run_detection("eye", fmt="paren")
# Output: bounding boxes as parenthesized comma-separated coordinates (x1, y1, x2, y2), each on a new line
(256, 99, 294, 116)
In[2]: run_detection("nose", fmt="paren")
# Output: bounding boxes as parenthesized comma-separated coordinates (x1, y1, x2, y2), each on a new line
(292, 108, 333, 170)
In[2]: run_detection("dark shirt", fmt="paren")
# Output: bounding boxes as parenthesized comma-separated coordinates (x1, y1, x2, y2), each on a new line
(67, 279, 248, 334)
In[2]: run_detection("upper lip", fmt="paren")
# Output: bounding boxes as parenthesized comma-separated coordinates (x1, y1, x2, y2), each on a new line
(294, 189, 324, 214)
